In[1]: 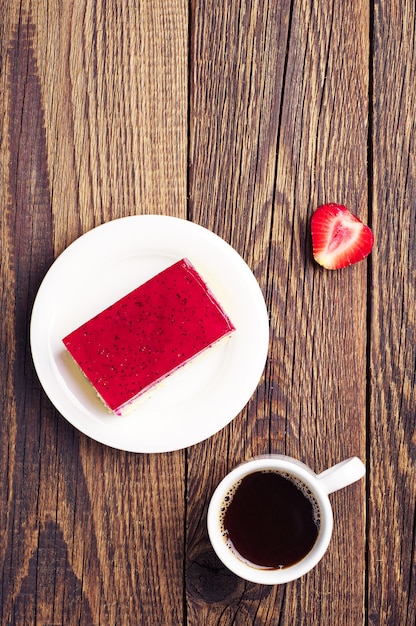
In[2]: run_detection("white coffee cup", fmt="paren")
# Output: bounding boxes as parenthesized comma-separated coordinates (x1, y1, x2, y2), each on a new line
(207, 454, 365, 584)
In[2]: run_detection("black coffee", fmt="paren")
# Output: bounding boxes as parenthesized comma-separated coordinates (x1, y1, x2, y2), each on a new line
(221, 471, 320, 569)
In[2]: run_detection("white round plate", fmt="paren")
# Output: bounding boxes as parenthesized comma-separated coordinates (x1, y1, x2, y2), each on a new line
(30, 216, 269, 453)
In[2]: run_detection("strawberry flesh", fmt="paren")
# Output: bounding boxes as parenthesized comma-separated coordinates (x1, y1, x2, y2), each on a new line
(311, 203, 374, 270)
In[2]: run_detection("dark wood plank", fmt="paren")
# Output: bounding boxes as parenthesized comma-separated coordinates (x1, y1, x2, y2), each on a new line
(187, 1, 290, 622)
(1, 2, 188, 625)
(368, 1, 416, 624)
(187, 0, 368, 623)
(267, 3, 369, 621)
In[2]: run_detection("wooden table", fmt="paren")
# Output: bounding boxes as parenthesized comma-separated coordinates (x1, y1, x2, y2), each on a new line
(1, 2, 415, 624)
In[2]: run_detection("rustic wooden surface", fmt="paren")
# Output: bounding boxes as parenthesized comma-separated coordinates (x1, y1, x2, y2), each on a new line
(1, 1, 415, 624)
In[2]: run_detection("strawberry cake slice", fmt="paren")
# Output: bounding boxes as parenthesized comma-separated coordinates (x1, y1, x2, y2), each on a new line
(63, 258, 235, 415)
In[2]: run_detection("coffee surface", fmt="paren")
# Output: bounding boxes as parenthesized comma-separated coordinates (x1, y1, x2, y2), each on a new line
(222, 471, 320, 569)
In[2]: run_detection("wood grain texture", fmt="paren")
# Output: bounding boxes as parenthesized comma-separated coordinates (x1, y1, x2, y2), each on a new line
(186, 3, 287, 622)
(265, 4, 368, 622)
(369, 1, 416, 624)
(0, 0, 415, 624)
(186, 1, 368, 624)
(2, 2, 188, 625)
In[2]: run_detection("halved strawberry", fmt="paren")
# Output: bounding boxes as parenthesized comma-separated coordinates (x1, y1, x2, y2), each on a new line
(311, 203, 374, 270)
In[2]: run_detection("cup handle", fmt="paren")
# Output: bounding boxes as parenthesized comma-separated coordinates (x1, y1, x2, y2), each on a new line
(316, 457, 366, 495)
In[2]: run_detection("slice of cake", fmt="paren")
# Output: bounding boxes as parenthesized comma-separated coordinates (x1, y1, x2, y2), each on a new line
(62, 258, 235, 415)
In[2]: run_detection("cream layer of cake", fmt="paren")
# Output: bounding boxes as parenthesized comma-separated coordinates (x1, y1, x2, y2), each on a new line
(62, 258, 235, 415)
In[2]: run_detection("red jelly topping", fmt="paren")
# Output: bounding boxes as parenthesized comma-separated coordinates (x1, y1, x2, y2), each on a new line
(63, 259, 235, 414)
